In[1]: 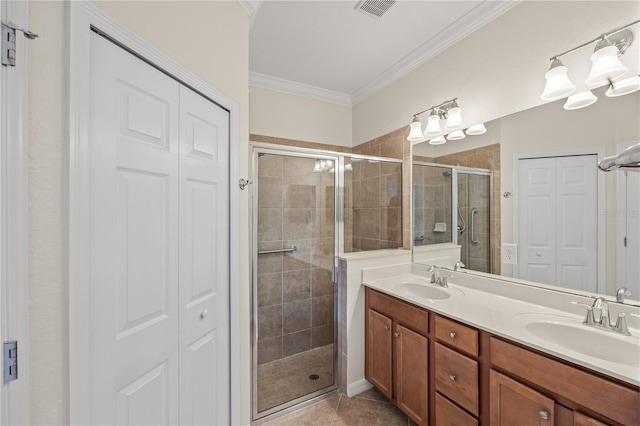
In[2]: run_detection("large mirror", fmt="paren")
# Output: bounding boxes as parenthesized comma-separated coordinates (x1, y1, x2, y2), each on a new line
(412, 88, 640, 305)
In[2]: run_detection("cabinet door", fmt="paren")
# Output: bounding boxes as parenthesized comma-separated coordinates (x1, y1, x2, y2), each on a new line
(366, 309, 393, 399)
(491, 370, 555, 425)
(574, 412, 607, 426)
(395, 324, 428, 425)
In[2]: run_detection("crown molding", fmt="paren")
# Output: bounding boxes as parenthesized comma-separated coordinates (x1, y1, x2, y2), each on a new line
(350, 0, 522, 105)
(249, 72, 352, 106)
(237, 0, 262, 26)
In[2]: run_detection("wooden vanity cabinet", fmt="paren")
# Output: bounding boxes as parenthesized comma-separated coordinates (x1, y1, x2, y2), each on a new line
(364, 288, 640, 426)
(365, 289, 428, 425)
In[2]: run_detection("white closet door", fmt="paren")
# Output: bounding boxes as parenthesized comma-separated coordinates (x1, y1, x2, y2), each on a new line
(517, 155, 598, 292)
(89, 33, 181, 424)
(517, 158, 556, 285)
(555, 155, 597, 292)
(178, 86, 230, 425)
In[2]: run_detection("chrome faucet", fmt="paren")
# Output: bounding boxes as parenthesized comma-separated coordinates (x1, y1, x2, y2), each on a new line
(454, 261, 465, 271)
(426, 265, 438, 284)
(616, 287, 631, 303)
(579, 297, 632, 336)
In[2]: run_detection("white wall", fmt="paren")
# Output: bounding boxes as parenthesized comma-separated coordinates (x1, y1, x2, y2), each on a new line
(249, 86, 352, 146)
(28, 1, 250, 424)
(353, 1, 640, 145)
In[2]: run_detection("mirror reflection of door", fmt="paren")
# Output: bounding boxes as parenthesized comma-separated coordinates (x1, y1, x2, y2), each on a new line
(616, 141, 640, 300)
(516, 154, 599, 293)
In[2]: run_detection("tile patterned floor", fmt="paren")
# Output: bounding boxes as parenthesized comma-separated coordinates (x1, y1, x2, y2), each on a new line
(259, 388, 413, 426)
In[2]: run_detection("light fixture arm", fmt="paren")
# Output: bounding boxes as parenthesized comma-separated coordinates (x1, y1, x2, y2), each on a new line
(549, 19, 639, 61)
(411, 97, 458, 118)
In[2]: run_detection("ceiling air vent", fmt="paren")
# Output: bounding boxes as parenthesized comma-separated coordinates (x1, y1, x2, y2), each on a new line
(355, 0, 396, 19)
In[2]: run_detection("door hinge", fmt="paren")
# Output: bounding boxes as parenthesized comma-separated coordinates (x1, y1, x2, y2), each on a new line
(3, 341, 18, 382)
(2, 22, 39, 67)
(624, 236, 627, 247)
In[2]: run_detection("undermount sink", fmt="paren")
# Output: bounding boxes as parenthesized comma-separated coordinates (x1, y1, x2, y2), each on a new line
(393, 281, 463, 300)
(515, 315, 640, 367)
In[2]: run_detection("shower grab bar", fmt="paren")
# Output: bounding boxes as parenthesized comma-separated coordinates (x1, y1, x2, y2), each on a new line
(470, 208, 479, 244)
(258, 246, 297, 255)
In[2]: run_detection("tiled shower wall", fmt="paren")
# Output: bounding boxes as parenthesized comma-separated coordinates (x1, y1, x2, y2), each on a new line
(256, 154, 335, 364)
(412, 165, 453, 245)
(344, 160, 403, 252)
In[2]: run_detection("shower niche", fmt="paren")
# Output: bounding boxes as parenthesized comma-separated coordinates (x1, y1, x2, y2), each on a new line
(413, 162, 493, 273)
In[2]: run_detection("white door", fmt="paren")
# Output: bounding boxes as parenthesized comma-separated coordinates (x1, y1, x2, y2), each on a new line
(616, 142, 640, 300)
(178, 86, 230, 425)
(517, 155, 598, 292)
(88, 32, 229, 424)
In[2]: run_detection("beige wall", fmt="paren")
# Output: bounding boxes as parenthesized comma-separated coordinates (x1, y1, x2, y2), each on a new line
(28, 1, 250, 424)
(250, 87, 352, 146)
(353, 1, 640, 145)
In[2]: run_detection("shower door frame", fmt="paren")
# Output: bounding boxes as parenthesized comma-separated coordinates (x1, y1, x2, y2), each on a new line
(412, 161, 493, 269)
(250, 144, 343, 420)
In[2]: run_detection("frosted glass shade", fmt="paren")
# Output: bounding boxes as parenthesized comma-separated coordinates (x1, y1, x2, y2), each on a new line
(407, 119, 425, 142)
(424, 114, 442, 137)
(466, 123, 487, 135)
(606, 75, 640, 97)
(540, 65, 575, 100)
(429, 136, 446, 145)
(444, 107, 464, 131)
(585, 45, 628, 86)
(446, 130, 466, 140)
(563, 91, 597, 110)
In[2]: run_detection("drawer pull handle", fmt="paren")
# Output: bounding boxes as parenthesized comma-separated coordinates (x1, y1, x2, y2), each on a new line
(449, 331, 456, 338)
(384, 325, 390, 331)
(394, 332, 401, 338)
(449, 374, 456, 382)
(539, 410, 549, 420)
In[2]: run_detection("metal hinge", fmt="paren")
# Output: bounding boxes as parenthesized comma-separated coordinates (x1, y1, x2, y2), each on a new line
(3, 341, 18, 382)
(624, 236, 627, 247)
(2, 22, 38, 67)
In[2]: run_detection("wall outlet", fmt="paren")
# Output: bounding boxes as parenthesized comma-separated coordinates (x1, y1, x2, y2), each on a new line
(502, 243, 518, 265)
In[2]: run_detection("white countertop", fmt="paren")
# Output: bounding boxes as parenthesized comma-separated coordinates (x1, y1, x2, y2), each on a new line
(363, 267, 640, 388)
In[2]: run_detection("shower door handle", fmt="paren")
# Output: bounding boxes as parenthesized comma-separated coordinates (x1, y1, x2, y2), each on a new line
(470, 208, 479, 244)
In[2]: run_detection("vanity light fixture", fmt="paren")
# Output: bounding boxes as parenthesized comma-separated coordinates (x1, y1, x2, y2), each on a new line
(563, 90, 598, 110)
(446, 130, 466, 140)
(407, 97, 476, 142)
(465, 123, 487, 135)
(606, 75, 640, 97)
(541, 20, 638, 104)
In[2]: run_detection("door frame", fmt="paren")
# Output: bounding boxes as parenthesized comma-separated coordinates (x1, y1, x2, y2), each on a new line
(68, 2, 242, 424)
(0, 0, 30, 424)
(513, 148, 606, 294)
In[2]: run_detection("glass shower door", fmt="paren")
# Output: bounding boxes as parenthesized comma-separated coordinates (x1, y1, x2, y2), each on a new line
(458, 171, 492, 273)
(252, 150, 338, 419)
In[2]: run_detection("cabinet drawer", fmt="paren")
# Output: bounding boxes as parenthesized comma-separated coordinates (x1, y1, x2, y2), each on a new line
(435, 393, 478, 426)
(435, 315, 478, 357)
(367, 288, 428, 335)
(434, 342, 479, 416)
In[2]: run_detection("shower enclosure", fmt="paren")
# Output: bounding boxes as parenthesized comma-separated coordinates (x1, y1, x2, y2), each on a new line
(413, 162, 493, 273)
(251, 144, 404, 420)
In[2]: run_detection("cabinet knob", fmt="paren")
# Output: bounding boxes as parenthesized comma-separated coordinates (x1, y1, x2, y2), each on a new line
(200, 309, 209, 319)
(539, 410, 549, 420)
(394, 332, 401, 338)
(449, 331, 456, 338)
(384, 325, 390, 331)
(449, 374, 456, 382)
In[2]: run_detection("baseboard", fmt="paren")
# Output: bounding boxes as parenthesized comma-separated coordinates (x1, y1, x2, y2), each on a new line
(346, 379, 373, 397)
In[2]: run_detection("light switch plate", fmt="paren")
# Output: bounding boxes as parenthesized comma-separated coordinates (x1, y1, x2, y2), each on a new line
(502, 243, 518, 265)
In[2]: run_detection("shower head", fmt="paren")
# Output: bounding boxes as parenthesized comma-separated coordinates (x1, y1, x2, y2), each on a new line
(442, 170, 453, 177)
